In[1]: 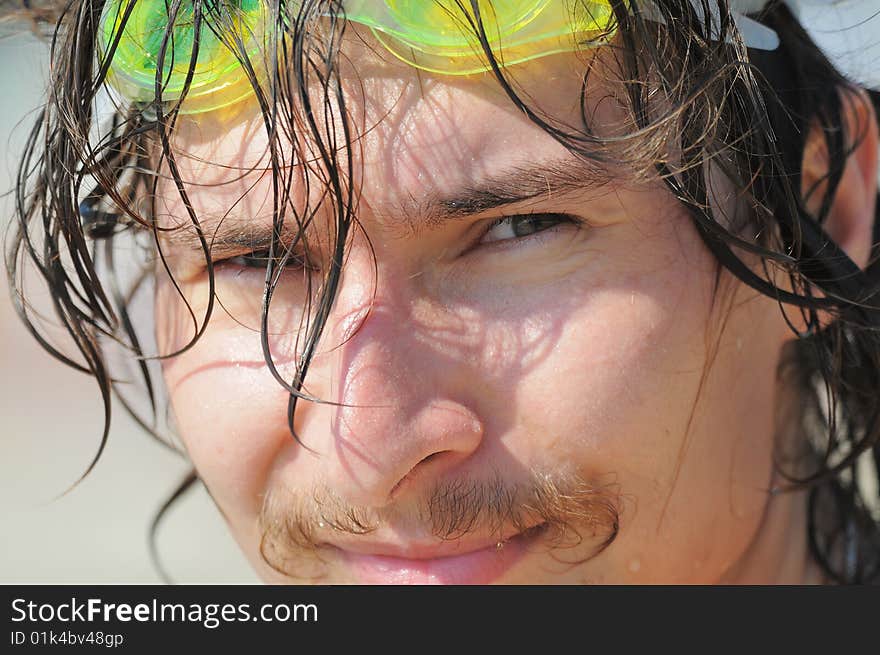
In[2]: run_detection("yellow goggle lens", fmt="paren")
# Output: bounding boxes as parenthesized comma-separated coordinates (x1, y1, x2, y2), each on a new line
(99, 0, 266, 114)
(345, 0, 614, 74)
(382, 0, 551, 48)
(100, 1, 615, 114)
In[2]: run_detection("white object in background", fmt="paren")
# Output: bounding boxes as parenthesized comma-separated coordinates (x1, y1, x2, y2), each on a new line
(786, 0, 880, 90)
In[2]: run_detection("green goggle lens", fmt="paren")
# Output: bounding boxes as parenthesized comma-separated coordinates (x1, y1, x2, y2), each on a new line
(99, 0, 267, 114)
(346, 0, 613, 74)
(100, 1, 614, 114)
(382, 0, 550, 47)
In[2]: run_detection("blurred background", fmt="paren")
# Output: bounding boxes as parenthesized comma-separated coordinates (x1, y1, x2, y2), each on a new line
(1, 1, 878, 584)
(0, 31, 257, 583)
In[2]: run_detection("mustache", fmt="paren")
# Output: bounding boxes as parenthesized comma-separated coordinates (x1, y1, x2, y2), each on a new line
(258, 471, 622, 581)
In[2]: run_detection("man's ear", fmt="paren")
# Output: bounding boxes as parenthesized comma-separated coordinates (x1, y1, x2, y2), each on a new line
(800, 88, 878, 270)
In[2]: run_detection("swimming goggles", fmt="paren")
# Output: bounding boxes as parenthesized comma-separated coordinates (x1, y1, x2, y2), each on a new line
(98, 1, 780, 115)
(99, 0, 268, 114)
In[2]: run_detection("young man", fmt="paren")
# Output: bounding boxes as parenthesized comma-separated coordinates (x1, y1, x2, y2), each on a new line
(7, 0, 880, 583)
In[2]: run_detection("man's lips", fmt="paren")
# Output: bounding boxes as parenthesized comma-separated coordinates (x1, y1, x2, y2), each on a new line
(327, 524, 548, 585)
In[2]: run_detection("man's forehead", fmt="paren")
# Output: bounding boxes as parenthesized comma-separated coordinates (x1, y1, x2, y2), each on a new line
(355, 71, 611, 220)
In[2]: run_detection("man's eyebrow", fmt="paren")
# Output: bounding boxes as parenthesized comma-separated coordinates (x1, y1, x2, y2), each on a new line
(163, 157, 613, 255)
(383, 157, 613, 236)
(398, 157, 613, 233)
(161, 220, 286, 259)
(422, 157, 611, 223)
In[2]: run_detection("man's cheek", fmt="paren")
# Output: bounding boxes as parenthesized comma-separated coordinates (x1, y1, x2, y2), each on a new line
(165, 358, 287, 514)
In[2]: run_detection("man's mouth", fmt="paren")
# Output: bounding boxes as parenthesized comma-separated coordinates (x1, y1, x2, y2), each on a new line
(329, 524, 549, 585)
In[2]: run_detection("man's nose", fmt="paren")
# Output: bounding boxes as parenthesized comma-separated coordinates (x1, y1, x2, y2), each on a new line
(309, 261, 485, 509)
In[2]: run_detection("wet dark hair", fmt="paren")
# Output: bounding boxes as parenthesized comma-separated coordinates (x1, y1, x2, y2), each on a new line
(5, 0, 880, 583)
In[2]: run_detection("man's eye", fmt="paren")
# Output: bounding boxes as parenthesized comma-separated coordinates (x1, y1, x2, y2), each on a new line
(219, 249, 310, 271)
(480, 213, 576, 244)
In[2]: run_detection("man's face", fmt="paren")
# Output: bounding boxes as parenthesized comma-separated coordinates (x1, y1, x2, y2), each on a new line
(152, 42, 796, 584)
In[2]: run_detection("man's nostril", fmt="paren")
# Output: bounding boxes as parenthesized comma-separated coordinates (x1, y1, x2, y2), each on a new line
(418, 451, 443, 466)
(388, 451, 449, 500)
